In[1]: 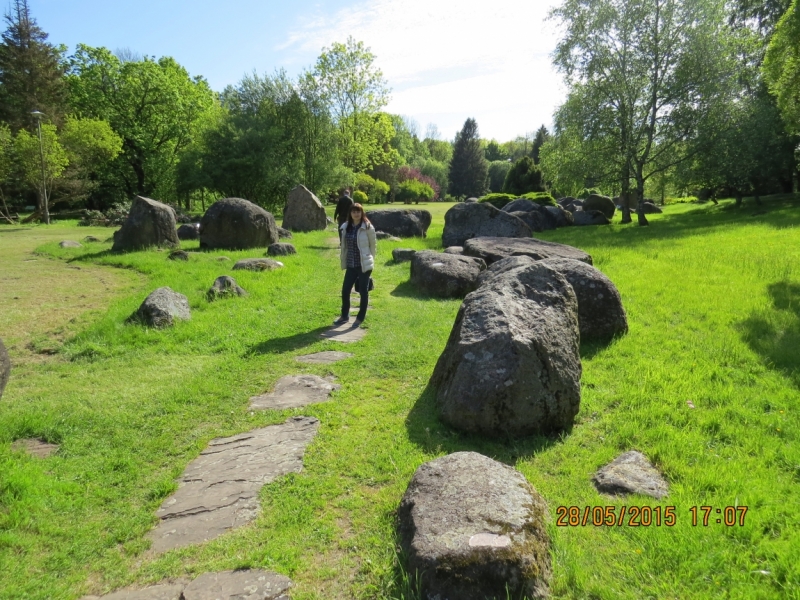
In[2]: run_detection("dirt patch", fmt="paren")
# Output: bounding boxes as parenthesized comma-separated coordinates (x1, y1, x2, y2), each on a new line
(0, 225, 144, 366)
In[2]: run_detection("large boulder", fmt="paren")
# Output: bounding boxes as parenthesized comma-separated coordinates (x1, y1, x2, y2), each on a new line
(463, 236, 593, 266)
(501, 198, 540, 213)
(177, 223, 200, 240)
(392, 248, 416, 262)
(365, 209, 430, 238)
(584, 194, 616, 219)
(112, 196, 180, 252)
(131, 287, 190, 328)
(0, 338, 9, 400)
(398, 452, 551, 600)
(430, 261, 582, 437)
(410, 251, 487, 298)
(508, 210, 547, 233)
(641, 201, 663, 214)
(545, 205, 574, 227)
(281, 185, 327, 232)
(573, 210, 611, 226)
(442, 202, 532, 247)
(199, 198, 278, 250)
(483, 256, 628, 341)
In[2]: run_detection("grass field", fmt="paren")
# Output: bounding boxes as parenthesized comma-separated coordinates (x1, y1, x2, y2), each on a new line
(1, 197, 799, 599)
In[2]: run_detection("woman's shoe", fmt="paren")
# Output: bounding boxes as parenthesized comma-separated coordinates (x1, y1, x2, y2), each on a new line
(333, 316, 349, 325)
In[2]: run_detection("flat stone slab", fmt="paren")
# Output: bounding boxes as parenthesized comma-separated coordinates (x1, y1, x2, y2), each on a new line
(593, 450, 669, 499)
(81, 570, 291, 600)
(232, 258, 284, 272)
(148, 416, 319, 552)
(249, 375, 340, 410)
(183, 570, 292, 600)
(295, 351, 354, 364)
(319, 323, 367, 343)
(463, 236, 593, 266)
(11, 438, 59, 458)
(59, 240, 82, 248)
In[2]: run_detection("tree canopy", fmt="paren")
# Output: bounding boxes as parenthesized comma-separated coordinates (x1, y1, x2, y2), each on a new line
(449, 118, 488, 198)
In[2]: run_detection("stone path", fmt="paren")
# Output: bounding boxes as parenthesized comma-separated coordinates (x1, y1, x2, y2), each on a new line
(319, 323, 367, 343)
(294, 351, 353, 364)
(11, 438, 59, 458)
(249, 375, 340, 410)
(81, 569, 291, 600)
(148, 416, 319, 553)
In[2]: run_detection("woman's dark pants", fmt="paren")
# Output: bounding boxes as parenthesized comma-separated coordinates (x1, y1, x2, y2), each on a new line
(341, 267, 371, 321)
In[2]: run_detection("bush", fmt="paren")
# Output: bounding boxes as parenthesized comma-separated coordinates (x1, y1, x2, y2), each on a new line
(395, 180, 434, 204)
(520, 192, 556, 206)
(355, 173, 390, 203)
(478, 193, 517, 209)
(353, 190, 368, 204)
(502, 156, 546, 195)
(578, 187, 603, 199)
(78, 202, 131, 226)
(397, 166, 440, 200)
(665, 196, 697, 205)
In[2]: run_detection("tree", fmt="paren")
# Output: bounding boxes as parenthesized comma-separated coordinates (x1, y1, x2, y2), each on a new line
(0, 0, 68, 131)
(0, 123, 14, 221)
(449, 118, 488, 198)
(503, 156, 546, 195)
(763, 0, 800, 137)
(312, 37, 392, 171)
(487, 160, 512, 192)
(484, 140, 507, 161)
(57, 117, 122, 205)
(68, 45, 215, 203)
(531, 125, 550, 164)
(14, 123, 68, 210)
(551, 0, 736, 224)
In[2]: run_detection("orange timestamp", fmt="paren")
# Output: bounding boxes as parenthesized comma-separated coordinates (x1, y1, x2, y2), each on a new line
(556, 505, 749, 527)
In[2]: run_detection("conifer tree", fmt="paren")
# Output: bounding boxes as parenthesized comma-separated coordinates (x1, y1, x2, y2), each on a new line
(531, 125, 550, 164)
(448, 118, 488, 198)
(0, 0, 67, 131)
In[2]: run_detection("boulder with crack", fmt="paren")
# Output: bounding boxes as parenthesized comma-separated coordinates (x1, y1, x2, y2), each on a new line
(410, 250, 486, 298)
(463, 236, 593, 266)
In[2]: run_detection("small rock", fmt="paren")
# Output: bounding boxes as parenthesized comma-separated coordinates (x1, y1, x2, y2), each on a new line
(216, 256, 230, 261)
(392, 248, 416, 262)
(277, 227, 293, 239)
(206, 275, 247, 300)
(233, 258, 283, 272)
(131, 287, 190, 328)
(249, 375, 340, 410)
(82, 236, 101, 243)
(267, 242, 296, 256)
(59, 240, 82, 248)
(168, 250, 189, 261)
(593, 450, 669, 499)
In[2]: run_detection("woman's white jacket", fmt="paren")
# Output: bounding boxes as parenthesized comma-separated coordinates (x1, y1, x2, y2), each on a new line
(339, 221, 377, 272)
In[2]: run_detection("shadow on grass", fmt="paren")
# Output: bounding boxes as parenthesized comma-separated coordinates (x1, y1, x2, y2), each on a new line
(390, 280, 456, 301)
(404, 383, 559, 464)
(244, 326, 330, 356)
(739, 280, 800, 388)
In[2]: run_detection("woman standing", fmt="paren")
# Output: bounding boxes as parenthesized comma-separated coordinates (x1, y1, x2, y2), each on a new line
(334, 203, 376, 328)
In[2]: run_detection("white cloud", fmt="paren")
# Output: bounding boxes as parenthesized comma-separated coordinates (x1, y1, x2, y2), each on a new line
(279, 0, 567, 141)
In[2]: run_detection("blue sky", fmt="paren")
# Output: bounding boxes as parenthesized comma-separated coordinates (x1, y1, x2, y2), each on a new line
(31, 0, 565, 141)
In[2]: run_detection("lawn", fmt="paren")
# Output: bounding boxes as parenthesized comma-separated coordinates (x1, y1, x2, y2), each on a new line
(1, 197, 799, 599)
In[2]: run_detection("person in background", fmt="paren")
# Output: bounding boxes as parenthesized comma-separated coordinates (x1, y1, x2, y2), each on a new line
(334, 203, 376, 328)
(334, 188, 354, 227)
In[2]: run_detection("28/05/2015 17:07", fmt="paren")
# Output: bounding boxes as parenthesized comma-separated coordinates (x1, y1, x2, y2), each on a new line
(556, 505, 749, 527)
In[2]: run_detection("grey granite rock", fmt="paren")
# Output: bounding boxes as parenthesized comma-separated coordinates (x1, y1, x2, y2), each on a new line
(112, 196, 180, 252)
(233, 258, 284, 272)
(463, 236, 593, 266)
(207, 276, 247, 300)
(200, 198, 279, 250)
(282, 184, 327, 232)
(392, 248, 416, 262)
(442, 202, 531, 248)
(249, 375, 340, 410)
(593, 450, 669, 499)
(410, 250, 487, 298)
(132, 287, 190, 328)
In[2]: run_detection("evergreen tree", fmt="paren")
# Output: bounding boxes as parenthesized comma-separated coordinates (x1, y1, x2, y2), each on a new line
(531, 125, 550, 164)
(502, 156, 546, 195)
(0, 0, 67, 131)
(448, 118, 487, 198)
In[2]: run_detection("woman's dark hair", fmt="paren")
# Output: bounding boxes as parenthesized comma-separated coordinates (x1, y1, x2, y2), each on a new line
(347, 203, 371, 228)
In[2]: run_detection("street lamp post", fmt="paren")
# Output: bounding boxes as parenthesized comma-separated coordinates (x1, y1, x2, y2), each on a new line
(30, 110, 49, 225)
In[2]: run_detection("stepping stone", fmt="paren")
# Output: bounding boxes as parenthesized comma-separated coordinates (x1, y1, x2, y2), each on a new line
(59, 240, 82, 248)
(295, 351, 353, 364)
(11, 438, 59, 458)
(249, 375, 340, 410)
(319, 323, 367, 343)
(80, 582, 186, 600)
(183, 570, 291, 600)
(148, 416, 319, 552)
(593, 450, 669, 499)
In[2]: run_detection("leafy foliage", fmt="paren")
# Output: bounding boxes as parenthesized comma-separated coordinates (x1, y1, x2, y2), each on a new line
(478, 192, 517, 209)
(763, 0, 800, 136)
(448, 118, 487, 198)
(395, 179, 434, 204)
(487, 160, 512, 193)
(352, 189, 368, 204)
(520, 191, 556, 206)
(502, 156, 545, 195)
(397, 165, 440, 200)
(14, 123, 67, 199)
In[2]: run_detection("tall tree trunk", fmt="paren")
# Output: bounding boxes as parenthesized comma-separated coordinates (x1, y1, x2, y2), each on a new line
(635, 175, 649, 226)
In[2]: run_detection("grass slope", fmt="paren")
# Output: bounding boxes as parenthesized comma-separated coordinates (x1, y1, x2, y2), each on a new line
(0, 197, 799, 599)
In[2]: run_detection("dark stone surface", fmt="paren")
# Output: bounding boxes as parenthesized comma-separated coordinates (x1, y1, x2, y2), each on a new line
(83, 236, 101, 242)
(207, 275, 247, 301)
(232, 258, 284, 272)
(168, 250, 189, 261)
(398, 452, 551, 600)
(410, 251, 487, 298)
(508, 210, 546, 233)
(112, 196, 180, 252)
(177, 223, 200, 240)
(131, 287, 190, 328)
(277, 227, 293, 239)
(593, 450, 669, 499)
(365, 209, 430, 237)
(199, 198, 279, 250)
(149, 416, 319, 552)
(282, 184, 327, 232)
(501, 198, 540, 213)
(267, 243, 296, 256)
(430, 261, 581, 437)
(641, 201, 663, 214)
(249, 375, 340, 410)
(442, 202, 531, 248)
(545, 205, 574, 227)
(443, 246, 464, 255)
(463, 236, 593, 266)
(584, 194, 616, 219)
(573, 210, 611, 226)
(0, 338, 9, 400)
(392, 248, 416, 262)
(375, 231, 401, 241)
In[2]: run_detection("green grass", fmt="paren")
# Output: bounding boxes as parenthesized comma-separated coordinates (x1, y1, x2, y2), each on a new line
(1, 197, 799, 598)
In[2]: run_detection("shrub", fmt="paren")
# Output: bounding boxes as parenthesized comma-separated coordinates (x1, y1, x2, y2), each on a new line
(478, 193, 517, 209)
(397, 165, 441, 200)
(353, 190, 368, 204)
(578, 187, 603, 199)
(395, 180, 434, 204)
(78, 202, 131, 226)
(355, 173, 390, 202)
(520, 191, 556, 206)
(502, 156, 546, 195)
(665, 196, 697, 205)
